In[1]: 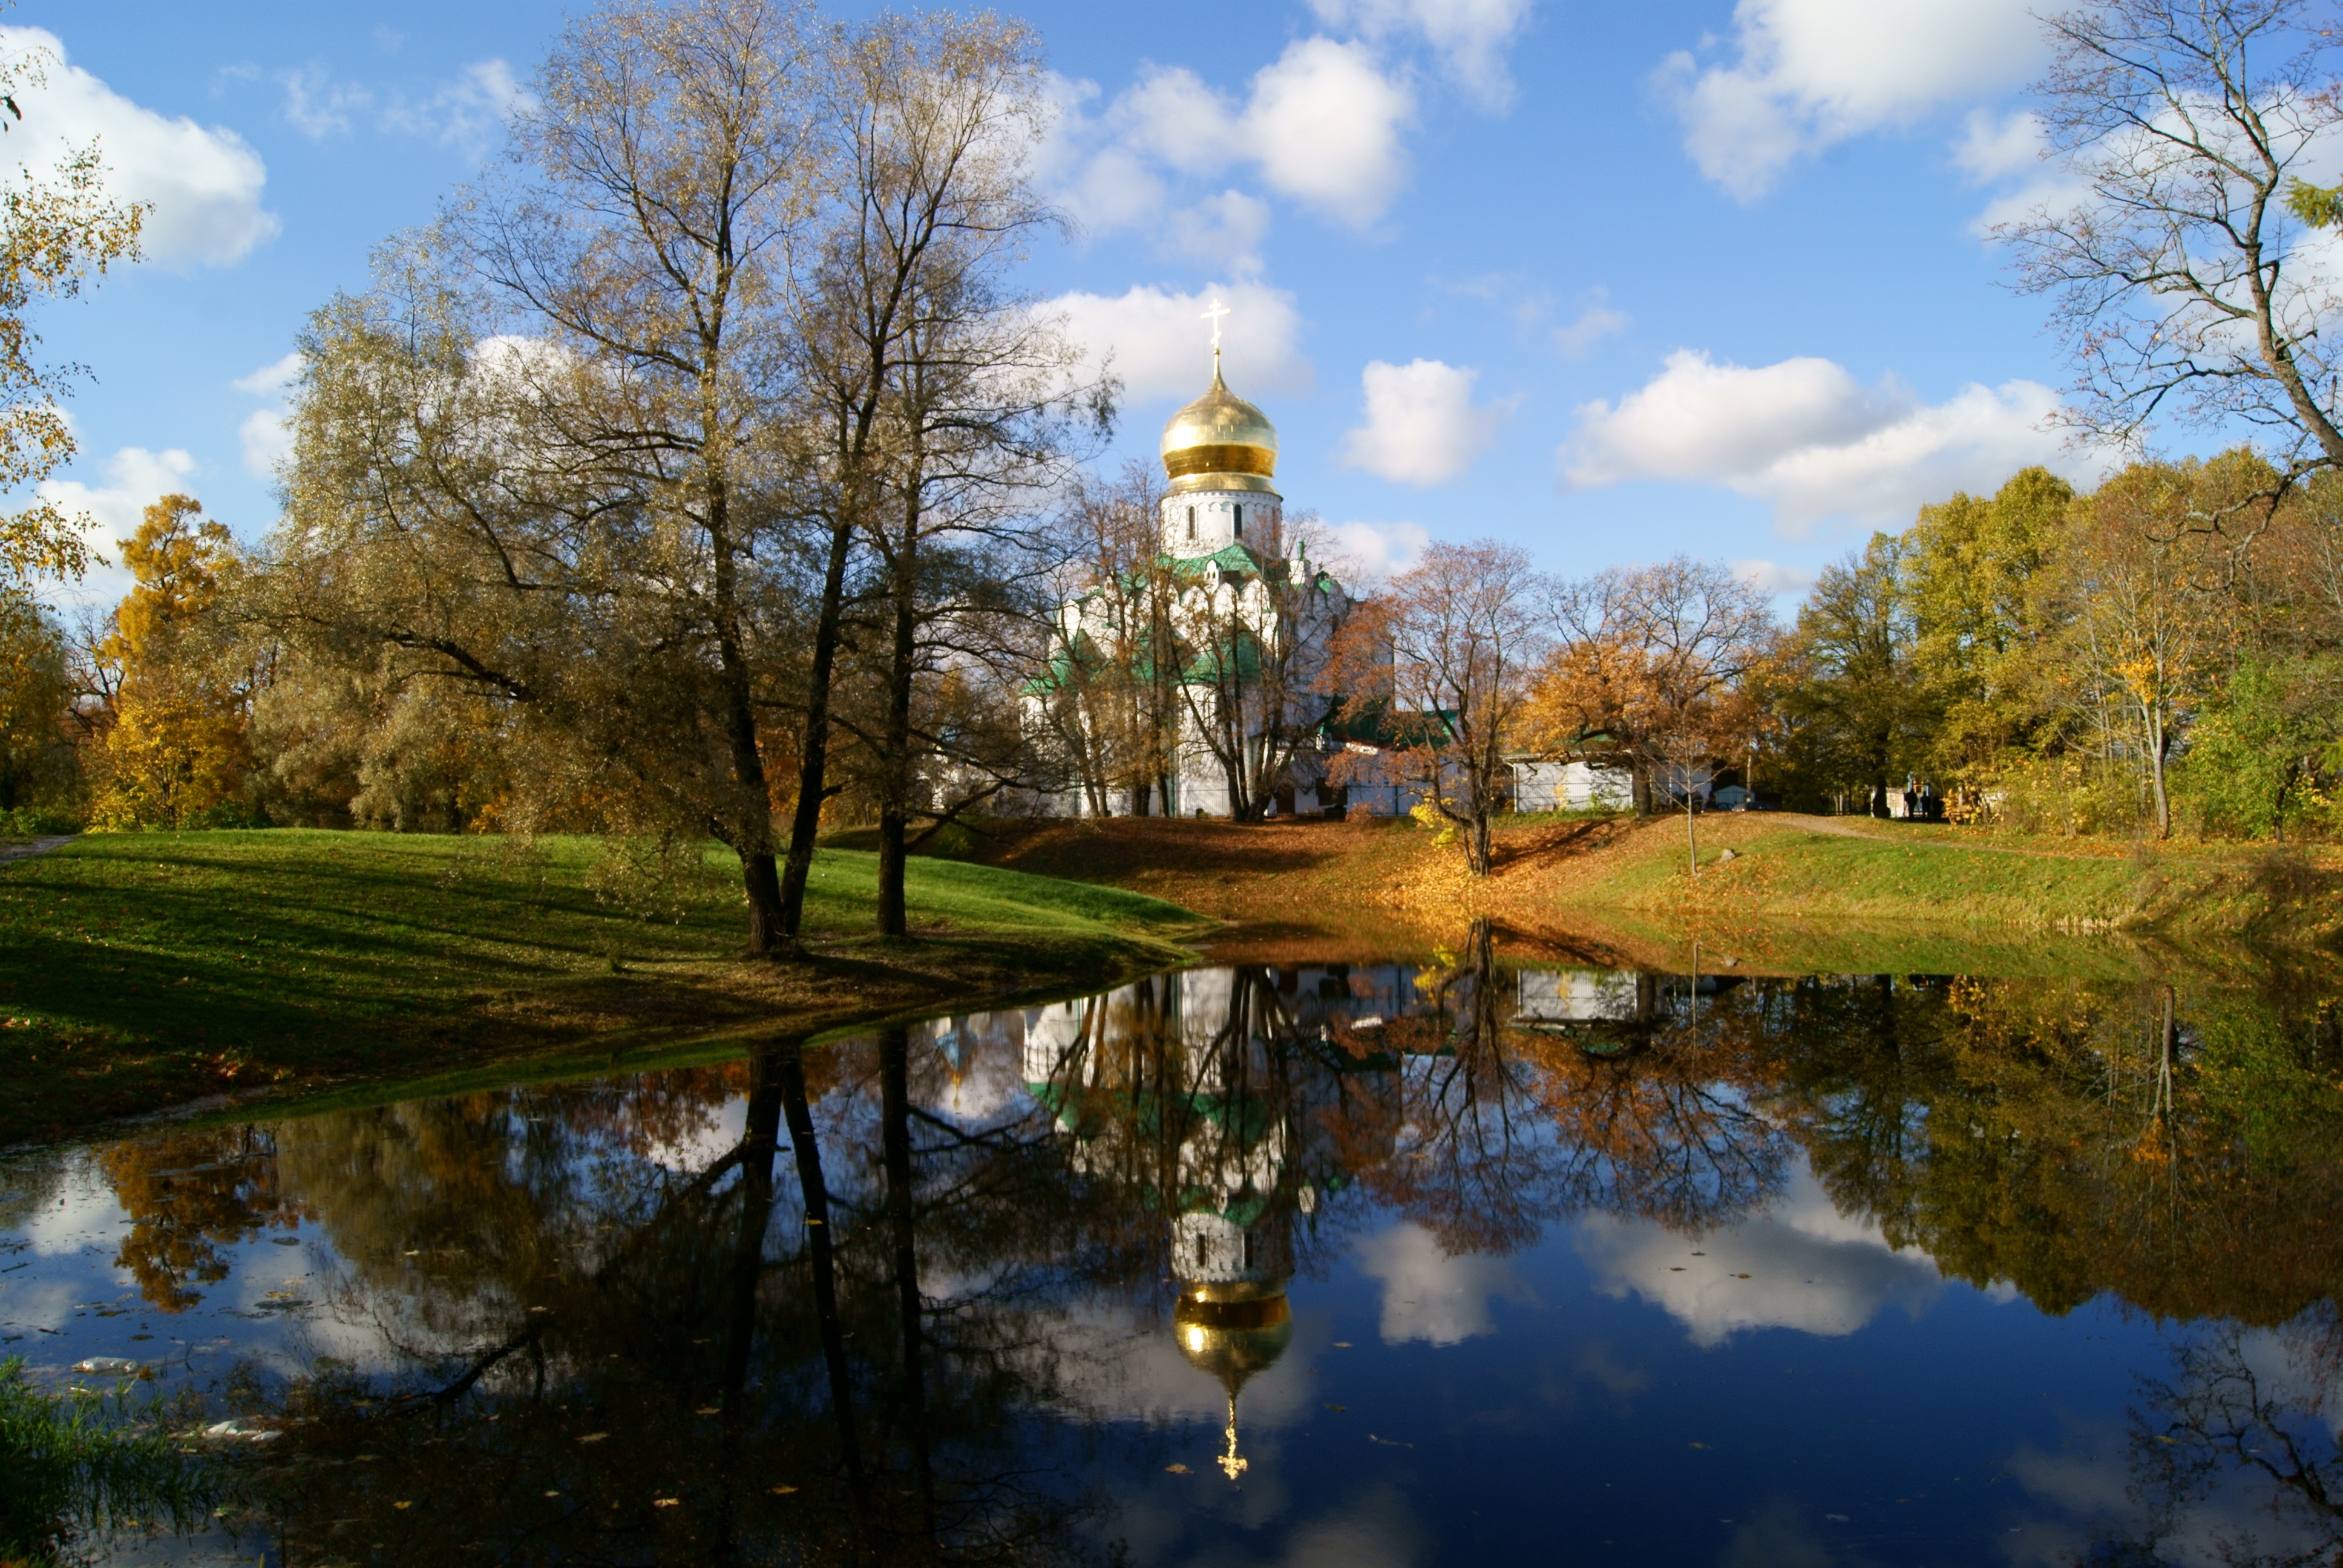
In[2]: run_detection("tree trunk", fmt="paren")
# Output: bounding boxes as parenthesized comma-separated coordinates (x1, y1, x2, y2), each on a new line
(776, 1042, 866, 1526)
(720, 1052, 784, 1425)
(709, 488, 788, 955)
(1686, 786, 1697, 877)
(876, 484, 920, 938)
(879, 1027, 937, 1541)
(778, 515, 856, 938)
(2145, 700, 2171, 840)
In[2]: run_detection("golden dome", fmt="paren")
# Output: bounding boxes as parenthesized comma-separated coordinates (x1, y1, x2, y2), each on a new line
(1160, 366, 1279, 496)
(1173, 1282, 1293, 1393)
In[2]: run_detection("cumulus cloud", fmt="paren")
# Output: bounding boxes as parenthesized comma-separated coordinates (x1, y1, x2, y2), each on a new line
(1654, 0, 2044, 199)
(1563, 348, 2083, 532)
(38, 443, 199, 607)
(232, 351, 303, 478)
(1575, 1165, 1941, 1347)
(1340, 359, 1509, 486)
(4, 26, 276, 268)
(1168, 189, 1272, 273)
(1046, 279, 1308, 405)
(1953, 108, 2092, 237)
(1308, 0, 1536, 102)
(1317, 519, 1430, 584)
(1050, 39, 1414, 234)
(1352, 1221, 1532, 1345)
(279, 64, 369, 139)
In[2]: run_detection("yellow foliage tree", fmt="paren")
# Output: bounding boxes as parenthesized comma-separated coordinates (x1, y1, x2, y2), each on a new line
(89, 494, 254, 828)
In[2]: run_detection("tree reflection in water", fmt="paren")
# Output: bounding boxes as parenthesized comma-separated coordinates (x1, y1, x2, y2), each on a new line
(50, 936, 2343, 1564)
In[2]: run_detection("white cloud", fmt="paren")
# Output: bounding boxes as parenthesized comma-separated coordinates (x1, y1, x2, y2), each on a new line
(1564, 348, 2086, 532)
(1046, 279, 1309, 405)
(379, 59, 532, 155)
(1575, 1165, 1941, 1347)
(1953, 108, 2092, 237)
(233, 351, 303, 479)
(1654, 0, 2044, 199)
(1049, 39, 1415, 235)
(1168, 189, 1272, 274)
(278, 65, 369, 139)
(1341, 358, 1508, 486)
(1732, 558, 1821, 599)
(1556, 295, 1631, 359)
(1318, 519, 1429, 584)
(1352, 1221, 1530, 1345)
(1309, 0, 1536, 103)
(4, 26, 277, 268)
(38, 443, 198, 608)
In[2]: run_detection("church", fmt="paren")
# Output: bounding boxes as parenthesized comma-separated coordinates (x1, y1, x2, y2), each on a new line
(1023, 312, 1420, 818)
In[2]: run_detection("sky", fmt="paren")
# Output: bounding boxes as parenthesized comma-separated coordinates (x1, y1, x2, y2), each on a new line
(16, 0, 2133, 615)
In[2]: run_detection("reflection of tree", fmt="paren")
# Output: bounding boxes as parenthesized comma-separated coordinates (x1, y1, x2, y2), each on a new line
(99, 1126, 306, 1312)
(2095, 1307, 2343, 1567)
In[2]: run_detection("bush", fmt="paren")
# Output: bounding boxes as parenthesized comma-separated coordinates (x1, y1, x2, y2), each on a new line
(0, 805, 80, 835)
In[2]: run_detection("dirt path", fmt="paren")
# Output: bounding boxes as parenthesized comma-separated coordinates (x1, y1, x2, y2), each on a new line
(0, 835, 75, 867)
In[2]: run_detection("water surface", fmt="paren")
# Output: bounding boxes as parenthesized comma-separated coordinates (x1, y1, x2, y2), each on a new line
(6, 943, 2341, 1566)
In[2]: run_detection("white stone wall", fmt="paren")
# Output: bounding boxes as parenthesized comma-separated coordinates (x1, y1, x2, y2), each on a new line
(1513, 760, 1634, 812)
(1162, 489, 1280, 555)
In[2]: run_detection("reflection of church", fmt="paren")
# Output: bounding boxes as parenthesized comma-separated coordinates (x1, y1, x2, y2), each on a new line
(1015, 965, 1423, 1476)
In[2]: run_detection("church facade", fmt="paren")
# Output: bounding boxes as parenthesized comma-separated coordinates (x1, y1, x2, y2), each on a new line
(1023, 355, 1421, 819)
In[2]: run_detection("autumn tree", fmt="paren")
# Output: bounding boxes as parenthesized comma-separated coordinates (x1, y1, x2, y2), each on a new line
(0, 33, 145, 586)
(1339, 540, 1548, 875)
(0, 585, 70, 811)
(89, 495, 256, 828)
(1781, 532, 1935, 815)
(1534, 558, 1773, 869)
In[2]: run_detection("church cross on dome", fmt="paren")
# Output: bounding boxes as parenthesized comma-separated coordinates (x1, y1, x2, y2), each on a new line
(1201, 296, 1230, 369)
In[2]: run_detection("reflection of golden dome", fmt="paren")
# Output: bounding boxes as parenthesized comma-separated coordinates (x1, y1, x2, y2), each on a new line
(1174, 1281, 1293, 1393)
(1160, 368, 1279, 496)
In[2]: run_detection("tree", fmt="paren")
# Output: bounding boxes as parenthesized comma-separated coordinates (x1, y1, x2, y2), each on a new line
(1340, 540, 1548, 875)
(831, 12, 1096, 935)
(1904, 466, 2071, 778)
(273, 0, 820, 945)
(1535, 558, 1774, 869)
(88, 495, 255, 829)
(777, 11, 1094, 938)
(0, 34, 145, 586)
(0, 586, 70, 811)
(2008, 0, 2343, 532)
(1783, 532, 1935, 815)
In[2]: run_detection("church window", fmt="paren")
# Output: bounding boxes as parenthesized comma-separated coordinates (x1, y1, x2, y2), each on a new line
(1233, 504, 1244, 535)
(1186, 506, 1195, 540)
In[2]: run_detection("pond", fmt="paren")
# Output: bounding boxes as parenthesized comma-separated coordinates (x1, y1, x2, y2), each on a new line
(5, 937, 2342, 1566)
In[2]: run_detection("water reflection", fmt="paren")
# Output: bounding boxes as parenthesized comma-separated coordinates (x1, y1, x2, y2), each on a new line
(2, 939, 2340, 1565)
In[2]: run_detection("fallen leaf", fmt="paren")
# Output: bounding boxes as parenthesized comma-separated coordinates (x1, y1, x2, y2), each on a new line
(543, 1491, 561, 1498)
(1164, 1463, 1191, 1474)
(392, 1501, 413, 1511)
(771, 1485, 798, 1495)
(1735, 1273, 1751, 1279)
(653, 1498, 680, 1508)
(1324, 1403, 1347, 1413)
(577, 1433, 609, 1445)
(1332, 1341, 1352, 1348)
(1689, 1442, 1707, 1449)
(696, 1407, 721, 1416)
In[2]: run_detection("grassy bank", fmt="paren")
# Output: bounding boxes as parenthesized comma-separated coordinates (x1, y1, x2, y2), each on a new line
(0, 830, 1206, 1148)
(966, 812, 2342, 977)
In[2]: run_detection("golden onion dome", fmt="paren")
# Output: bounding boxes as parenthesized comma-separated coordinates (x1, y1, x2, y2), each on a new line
(1160, 366, 1279, 496)
(1173, 1281, 1294, 1393)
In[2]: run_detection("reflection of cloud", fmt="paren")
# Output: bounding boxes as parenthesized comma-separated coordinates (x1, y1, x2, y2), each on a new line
(1353, 1221, 1530, 1345)
(1719, 1497, 1878, 1566)
(1035, 1298, 1317, 1431)
(1575, 1166, 1939, 1347)
(640, 1095, 746, 1175)
(1277, 1486, 1427, 1567)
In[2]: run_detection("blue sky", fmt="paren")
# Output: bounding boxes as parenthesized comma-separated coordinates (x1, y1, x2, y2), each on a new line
(20, 0, 2113, 613)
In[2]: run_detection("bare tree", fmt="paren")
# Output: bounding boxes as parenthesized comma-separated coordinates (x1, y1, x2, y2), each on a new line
(1338, 540, 1548, 876)
(2008, 0, 2343, 540)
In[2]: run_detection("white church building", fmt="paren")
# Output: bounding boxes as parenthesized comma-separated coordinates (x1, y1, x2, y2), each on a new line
(1023, 329, 1426, 819)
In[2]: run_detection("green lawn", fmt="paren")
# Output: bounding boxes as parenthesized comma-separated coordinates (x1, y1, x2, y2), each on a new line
(0, 830, 1205, 1146)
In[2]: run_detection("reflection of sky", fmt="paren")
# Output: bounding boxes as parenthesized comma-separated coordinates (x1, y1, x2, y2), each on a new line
(1353, 1222, 1532, 1347)
(1574, 1165, 1942, 1347)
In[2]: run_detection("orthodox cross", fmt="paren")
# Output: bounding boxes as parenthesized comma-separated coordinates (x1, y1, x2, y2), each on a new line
(1201, 296, 1230, 368)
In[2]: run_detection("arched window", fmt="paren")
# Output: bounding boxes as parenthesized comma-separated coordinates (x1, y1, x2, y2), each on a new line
(1186, 506, 1196, 540)
(1233, 504, 1244, 535)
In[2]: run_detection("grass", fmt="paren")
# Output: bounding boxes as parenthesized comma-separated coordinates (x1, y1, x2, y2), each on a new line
(0, 829, 1206, 1148)
(0, 1357, 211, 1565)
